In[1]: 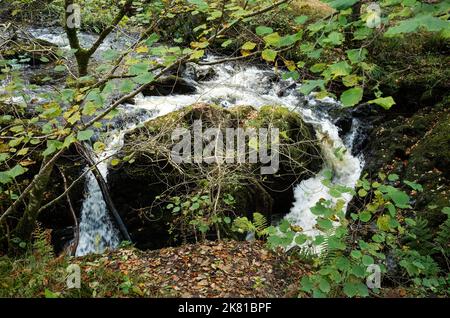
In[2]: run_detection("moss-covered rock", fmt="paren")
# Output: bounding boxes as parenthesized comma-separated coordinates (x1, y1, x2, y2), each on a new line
(369, 33, 449, 110)
(361, 95, 450, 228)
(108, 103, 322, 250)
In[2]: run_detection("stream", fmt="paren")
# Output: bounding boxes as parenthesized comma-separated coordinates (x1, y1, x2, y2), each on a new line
(26, 29, 364, 256)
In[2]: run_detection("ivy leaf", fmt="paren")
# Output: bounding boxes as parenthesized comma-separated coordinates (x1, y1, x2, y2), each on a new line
(368, 96, 396, 110)
(340, 87, 363, 107)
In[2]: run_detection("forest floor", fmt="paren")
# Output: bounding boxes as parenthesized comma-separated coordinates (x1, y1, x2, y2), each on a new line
(75, 240, 309, 298)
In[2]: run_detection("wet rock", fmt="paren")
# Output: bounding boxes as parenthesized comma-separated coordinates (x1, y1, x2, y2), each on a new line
(142, 75, 197, 96)
(108, 104, 322, 250)
(0, 26, 59, 66)
(360, 96, 450, 228)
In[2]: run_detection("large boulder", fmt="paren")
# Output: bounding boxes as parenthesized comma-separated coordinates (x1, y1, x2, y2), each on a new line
(108, 103, 322, 250)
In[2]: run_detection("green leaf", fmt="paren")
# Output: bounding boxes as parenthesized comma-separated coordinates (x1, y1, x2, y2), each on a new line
(325, 61, 352, 79)
(358, 189, 368, 197)
(188, 0, 208, 10)
(351, 250, 362, 259)
(255, 26, 273, 36)
(403, 180, 423, 192)
(317, 218, 333, 230)
(385, 15, 450, 37)
(263, 33, 281, 46)
(145, 33, 160, 47)
(299, 80, 325, 95)
(324, 31, 344, 45)
(340, 87, 363, 107)
(335, 256, 351, 271)
(261, 49, 277, 62)
(388, 174, 399, 181)
(326, 0, 358, 10)
(295, 234, 307, 245)
(362, 255, 374, 266)
(442, 207, 450, 215)
(319, 278, 331, 293)
(242, 41, 257, 51)
(133, 72, 155, 85)
(129, 63, 149, 76)
(300, 276, 313, 292)
(77, 130, 94, 141)
(44, 289, 59, 298)
(101, 49, 120, 61)
(221, 39, 233, 48)
(294, 15, 309, 25)
(120, 79, 135, 93)
(7, 164, 27, 179)
(346, 48, 368, 64)
(343, 282, 357, 298)
(93, 141, 105, 152)
(190, 50, 205, 60)
(368, 96, 396, 110)
(54, 65, 66, 72)
(359, 211, 372, 222)
(42, 140, 63, 157)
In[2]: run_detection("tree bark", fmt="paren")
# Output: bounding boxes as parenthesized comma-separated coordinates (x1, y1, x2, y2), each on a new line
(11, 159, 54, 245)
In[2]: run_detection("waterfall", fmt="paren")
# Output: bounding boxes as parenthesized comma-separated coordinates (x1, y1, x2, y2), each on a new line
(70, 56, 363, 255)
(132, 59, 364, 240)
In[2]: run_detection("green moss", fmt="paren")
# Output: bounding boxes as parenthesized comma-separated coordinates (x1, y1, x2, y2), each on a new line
(369, 33, 450, 105)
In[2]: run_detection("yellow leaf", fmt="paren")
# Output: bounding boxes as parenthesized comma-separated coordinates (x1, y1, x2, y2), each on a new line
(284, 60, 297, 71)
(111, 158, 121, 166)
(17, 148, 29, 156)
(136, 46, 149, 54)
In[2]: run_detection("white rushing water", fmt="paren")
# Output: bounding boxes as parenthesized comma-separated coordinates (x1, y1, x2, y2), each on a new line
(73, 57, 363, 255)
(131, 60, 364, 234)
(75, 133, 121, 256)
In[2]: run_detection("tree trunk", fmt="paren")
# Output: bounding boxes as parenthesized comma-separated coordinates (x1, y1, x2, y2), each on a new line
(11, 159, 54, 247)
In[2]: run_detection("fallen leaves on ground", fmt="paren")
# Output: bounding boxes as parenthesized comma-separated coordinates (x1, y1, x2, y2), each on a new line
(77, 240, 309, 298)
